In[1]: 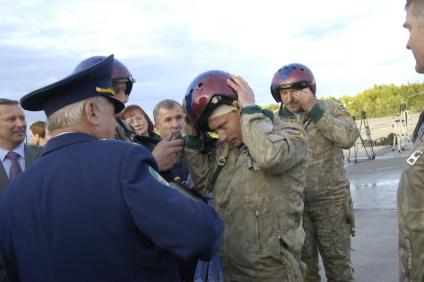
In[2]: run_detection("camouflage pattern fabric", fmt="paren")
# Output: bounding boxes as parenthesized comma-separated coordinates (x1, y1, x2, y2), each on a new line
(276, 100, 359, 282)
(185, 107, 307, 281)
(301, 202, 353, 282)
(115, 118, 135, 141)
(398, 110, 424, 282)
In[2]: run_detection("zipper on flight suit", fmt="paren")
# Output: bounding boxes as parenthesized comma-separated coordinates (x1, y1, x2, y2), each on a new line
(247, 152, 254, 170)
(255, 208, 262, 250)
(276, 215, 288, 249)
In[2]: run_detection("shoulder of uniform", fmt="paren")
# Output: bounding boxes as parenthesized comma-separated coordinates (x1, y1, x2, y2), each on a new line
(318, 99, 353, 117)
(101, 140, 156, 166)
(97, 138, 137, 150)
(317, 99, 339, 110)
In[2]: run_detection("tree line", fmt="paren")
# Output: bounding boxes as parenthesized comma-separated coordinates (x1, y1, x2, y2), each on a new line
(262, 82, 424, 119)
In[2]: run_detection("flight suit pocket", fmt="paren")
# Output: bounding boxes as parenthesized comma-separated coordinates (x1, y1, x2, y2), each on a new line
(224, 206, 264, 265)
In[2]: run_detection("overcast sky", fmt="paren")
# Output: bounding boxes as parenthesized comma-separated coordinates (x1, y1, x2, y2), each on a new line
(1, 0, 422, 124)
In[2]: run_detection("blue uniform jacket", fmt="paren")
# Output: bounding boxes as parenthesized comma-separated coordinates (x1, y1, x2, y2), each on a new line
(0, 133, 223, 282)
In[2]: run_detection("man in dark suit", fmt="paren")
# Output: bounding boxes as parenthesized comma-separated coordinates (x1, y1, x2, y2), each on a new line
(0, 99, 42, 192)
(0, 99, 42, 282)
(0, 55, 223, 282)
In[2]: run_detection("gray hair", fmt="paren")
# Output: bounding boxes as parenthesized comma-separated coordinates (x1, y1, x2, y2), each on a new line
(152, 99, 182, 124)
(47, 96, 108, 132)
(0, 98, 19, 106)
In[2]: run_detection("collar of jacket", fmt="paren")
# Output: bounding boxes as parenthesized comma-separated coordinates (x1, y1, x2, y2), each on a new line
(42, 132, 97, 156)
(278, 105, 299, 119)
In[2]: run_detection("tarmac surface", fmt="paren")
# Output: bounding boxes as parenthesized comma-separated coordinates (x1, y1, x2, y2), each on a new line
(317, 144, 412, 282)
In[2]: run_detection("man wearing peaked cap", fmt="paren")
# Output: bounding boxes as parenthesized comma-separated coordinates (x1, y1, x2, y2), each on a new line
(21, 54, 125, 118)
(0, 55, 223, 282)
(72, 55, 136, 141)
(74, 56, 186, 182)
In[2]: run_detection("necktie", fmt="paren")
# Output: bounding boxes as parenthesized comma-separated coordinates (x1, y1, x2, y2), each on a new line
(6, 151, 22, 182)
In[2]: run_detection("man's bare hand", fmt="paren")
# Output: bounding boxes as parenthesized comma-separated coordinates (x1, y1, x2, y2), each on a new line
(293, 88, 317, 112)
(152, 138, 184, 171)
(227, 75, 256, 108)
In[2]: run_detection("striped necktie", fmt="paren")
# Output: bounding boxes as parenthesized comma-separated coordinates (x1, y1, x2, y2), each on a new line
(6, 151, 22, 182)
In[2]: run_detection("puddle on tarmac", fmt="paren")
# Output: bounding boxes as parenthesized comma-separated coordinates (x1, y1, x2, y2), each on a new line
(350, 178, 398, 210)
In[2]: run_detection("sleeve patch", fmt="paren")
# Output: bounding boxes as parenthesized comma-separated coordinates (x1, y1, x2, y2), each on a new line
(339, 106, 353, 118)
(283, 128, 304, 139)
(148, 166, 172, 188)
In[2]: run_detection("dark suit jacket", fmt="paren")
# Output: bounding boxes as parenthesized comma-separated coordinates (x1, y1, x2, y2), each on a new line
(0, 144, 42, 192)
(0, 133, 223, 282)
(0, 144, 42, 282)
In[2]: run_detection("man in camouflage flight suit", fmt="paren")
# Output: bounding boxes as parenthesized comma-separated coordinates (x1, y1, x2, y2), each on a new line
(398, 0, 424, 281)
(271, 64, 359, 282)
(183, 70, 307, 281)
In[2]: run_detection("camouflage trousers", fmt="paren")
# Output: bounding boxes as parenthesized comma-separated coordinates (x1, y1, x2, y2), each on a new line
(301, 201, 354, 282)
(398, 232, 424, 282)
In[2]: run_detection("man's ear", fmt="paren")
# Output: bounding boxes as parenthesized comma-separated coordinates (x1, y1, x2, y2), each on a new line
(84, 102, 97, 125)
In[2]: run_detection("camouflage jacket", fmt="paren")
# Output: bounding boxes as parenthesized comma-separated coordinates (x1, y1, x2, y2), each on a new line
(398, 110, 424, 282)
(275, 100, 359, 205)
(185, 106, 307, 280)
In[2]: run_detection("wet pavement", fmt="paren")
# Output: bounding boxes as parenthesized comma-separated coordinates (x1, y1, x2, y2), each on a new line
(347, 147, 407, 211)
(317, 144, 413, 282)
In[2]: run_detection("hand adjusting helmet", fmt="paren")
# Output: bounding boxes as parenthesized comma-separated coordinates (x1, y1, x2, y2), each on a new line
(270, 63, 316, 102)
(74, 56, 135, 96)
(183, 70, 237, 131)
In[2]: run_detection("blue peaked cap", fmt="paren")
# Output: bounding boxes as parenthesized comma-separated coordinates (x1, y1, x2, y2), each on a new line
(20, 55, 125, 117)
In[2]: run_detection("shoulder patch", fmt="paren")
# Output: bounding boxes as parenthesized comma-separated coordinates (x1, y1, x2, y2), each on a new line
(339, 106, 353, 118)
(283, 128, 304, 139)
(148, 166, 173, 188)
(407, 149, 423, 166)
